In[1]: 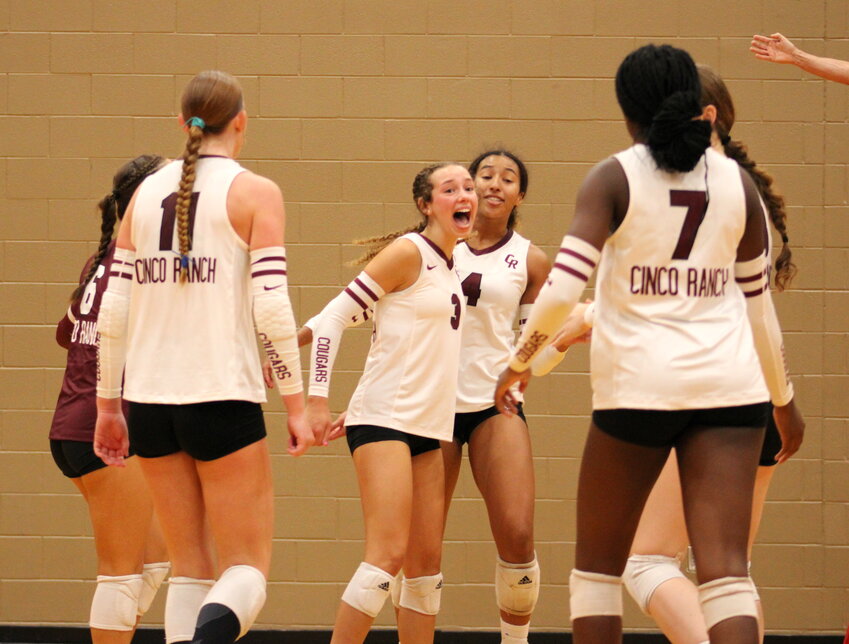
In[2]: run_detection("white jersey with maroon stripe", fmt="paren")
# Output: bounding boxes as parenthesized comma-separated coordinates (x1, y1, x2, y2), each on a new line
(454, 230, 530, 413)
(591, 144, 768, 410)
(123, 156, 266, 404)
(345, 233, 464, 441)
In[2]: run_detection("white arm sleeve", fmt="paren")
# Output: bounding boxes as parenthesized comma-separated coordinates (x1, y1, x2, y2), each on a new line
(509, 235, 600, 372)
(530, 344, 567, 377)
(735, 254, 794, 406)
(96, 248, 135, 399)
(309, 271, 385, 398)
(251, 247, 303, 396)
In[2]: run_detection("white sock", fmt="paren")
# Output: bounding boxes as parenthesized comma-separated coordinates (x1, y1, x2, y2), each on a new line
(501, 618, 530, 643)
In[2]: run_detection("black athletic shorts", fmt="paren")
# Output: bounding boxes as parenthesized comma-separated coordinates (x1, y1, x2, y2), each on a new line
(50, 439, 113, 478)
(453, 404, 526, 445)
(759, 403, 781, 467)
(128, 400, 266, 461)
(592, 402, 771, 448)
(346, 425, 441, 457)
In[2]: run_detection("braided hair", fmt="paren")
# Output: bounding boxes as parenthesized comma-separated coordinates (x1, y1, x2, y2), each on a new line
(615, 44, 712, 173)
(697, 65, 796, 291)
(176, 70, 244, 282)
(351, 162, 454, 266)
(71, 154, 165, 303)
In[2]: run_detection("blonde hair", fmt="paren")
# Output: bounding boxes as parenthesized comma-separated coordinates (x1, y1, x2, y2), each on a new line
(176, 70, 244, 281)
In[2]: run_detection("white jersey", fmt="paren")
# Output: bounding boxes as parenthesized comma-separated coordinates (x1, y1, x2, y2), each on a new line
(454, 230, 530, 412)
(123, 157, 266, 404)
(346, 233, 464, 441)
(591, 144, 768, 410)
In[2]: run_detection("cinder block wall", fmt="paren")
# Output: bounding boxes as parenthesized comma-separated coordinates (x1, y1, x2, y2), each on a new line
(1, 0, 847, 635)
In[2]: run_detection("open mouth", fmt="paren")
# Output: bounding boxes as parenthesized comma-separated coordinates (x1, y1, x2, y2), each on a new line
(453, 209, 472, 226)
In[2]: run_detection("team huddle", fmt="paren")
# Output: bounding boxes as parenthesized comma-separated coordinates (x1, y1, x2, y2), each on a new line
(50, 41, 810, 644)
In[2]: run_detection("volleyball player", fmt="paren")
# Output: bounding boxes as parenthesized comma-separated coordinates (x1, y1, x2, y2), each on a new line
(94, 71, 311, 644)
(50, 155, 169, 644)
(495, 44, 804, 644)
(621, 64, 798, 644)
(306, 162, 476, 644)
(442, 149, 585, 644)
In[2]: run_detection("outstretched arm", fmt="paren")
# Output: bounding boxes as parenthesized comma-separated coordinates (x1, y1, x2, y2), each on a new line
(751, 33, 849, 85)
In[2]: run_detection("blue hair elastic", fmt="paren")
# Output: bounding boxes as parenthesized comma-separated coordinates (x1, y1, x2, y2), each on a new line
(180, 254, 190, 270)
(186, 116, 205, 130)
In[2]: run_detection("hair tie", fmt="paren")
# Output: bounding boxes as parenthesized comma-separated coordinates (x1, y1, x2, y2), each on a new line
(781, 233, 789, 244)
(720, 133, 731, 146)
(180, 254, 190, 270)
(186, 116, 206, 130)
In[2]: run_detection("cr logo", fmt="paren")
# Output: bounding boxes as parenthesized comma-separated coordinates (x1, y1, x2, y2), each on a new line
(504, 254, 519, 269)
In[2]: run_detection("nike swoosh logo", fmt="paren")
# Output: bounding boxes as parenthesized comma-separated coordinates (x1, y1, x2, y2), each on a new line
(264, 284, 285, 291)
(427, 264, 437, 270)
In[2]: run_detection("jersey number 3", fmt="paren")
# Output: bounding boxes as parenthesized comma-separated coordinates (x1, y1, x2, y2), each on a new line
(159, 192, 200, 252)
(670, 190, 707, 260)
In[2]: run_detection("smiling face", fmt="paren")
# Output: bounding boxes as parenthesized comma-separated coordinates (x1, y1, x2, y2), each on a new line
(420, 164, 478, 239)
(473, 154, 525, 223)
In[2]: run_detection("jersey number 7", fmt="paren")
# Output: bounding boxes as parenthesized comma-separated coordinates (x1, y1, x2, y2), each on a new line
(670, 190, 707, 260)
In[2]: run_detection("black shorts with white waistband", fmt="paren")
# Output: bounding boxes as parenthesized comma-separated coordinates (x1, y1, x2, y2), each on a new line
(128, 400, 266, 461)
(453, 404, 526, 446)
(346, 425, 441, 457)
(592, 402, 771, 448)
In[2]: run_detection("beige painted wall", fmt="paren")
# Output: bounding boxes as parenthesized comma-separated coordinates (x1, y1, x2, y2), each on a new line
(0, 0, 847, 635)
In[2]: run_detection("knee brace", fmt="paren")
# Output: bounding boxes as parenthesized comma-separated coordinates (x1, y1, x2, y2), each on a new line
(390, 571, 403, 609)
(698, 576, 758, 630)
(341, 562, 394, 618)
(622, 554, 686, 615)
(200, 565, 267, 639)
(399, 573, 443, 616)
(165, 576, 215, 644)
(137, 561, 170, 617)
(90, 573, 144, 631)
(495, 555, 540, 616)
(569, 569, 622, 621)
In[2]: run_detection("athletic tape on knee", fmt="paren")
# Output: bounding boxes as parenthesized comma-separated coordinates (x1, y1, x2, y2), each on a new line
(90, 573, 144, 631)
(622, 554, 686, 615)
(698, 576, 758, 630)
(137, 561, 170, 617)
(569, 569, 622, 621)
(495, 555, 540, 616)
(399, 573, 443, 616)
(390, 571, 403, 609)
(165, 576, 215, 644)
(341, 562, 394, 618)
(201, 565, 267, 639)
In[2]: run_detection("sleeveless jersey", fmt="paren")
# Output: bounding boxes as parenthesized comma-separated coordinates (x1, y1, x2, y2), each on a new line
(454, 229, 530, 412)
(345, 233, 464, 441)
(50, 245, 129, 441)
(591, 144, 768, 410)
(123, 157, 265, 404)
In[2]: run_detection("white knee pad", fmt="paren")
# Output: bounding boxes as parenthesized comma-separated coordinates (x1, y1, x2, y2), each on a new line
(202, 565, 267, 639)
(90, 574, 144, 631)
(399, 573, 443, 616)
(390, 571, 403, 609)
(165, 576, 215, 644)
(698, 576, 758, 630)
(137, 561, 170, 617)
(569, 569, 622, 621)
(495, 555, 540, 616)
(622, 554, 686, 615)
(341, 562, 394, 618)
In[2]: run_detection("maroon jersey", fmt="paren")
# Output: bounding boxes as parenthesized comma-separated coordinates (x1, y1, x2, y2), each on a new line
(50, 244, 128, 442)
